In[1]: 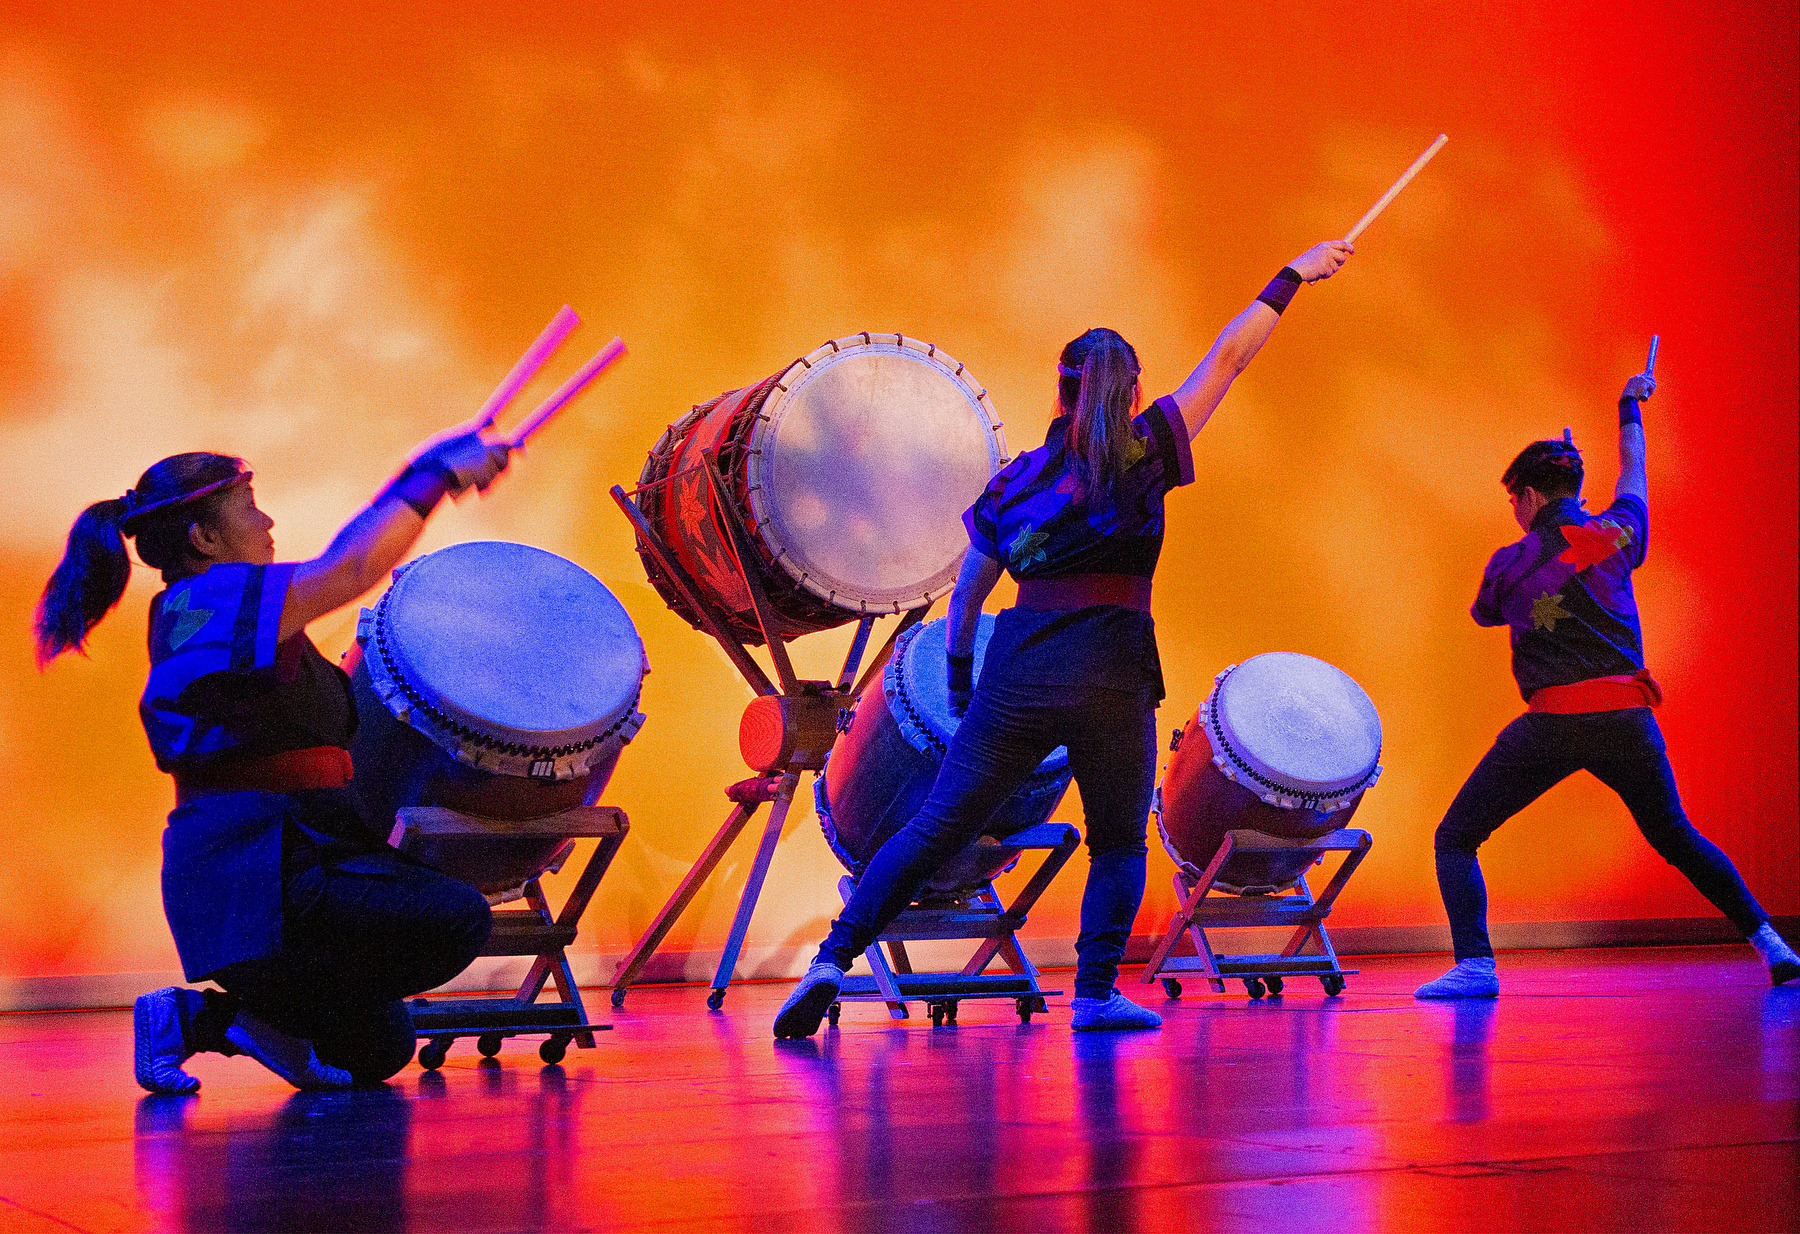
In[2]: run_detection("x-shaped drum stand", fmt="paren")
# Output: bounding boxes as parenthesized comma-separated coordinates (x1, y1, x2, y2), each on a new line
(1141, 828, 1372, 999)
(608, 453, 929, 1011)
(393, 803, 630, 1065)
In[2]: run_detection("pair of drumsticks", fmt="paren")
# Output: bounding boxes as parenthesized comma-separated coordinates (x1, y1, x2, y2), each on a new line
(474, 134, 1652, 452)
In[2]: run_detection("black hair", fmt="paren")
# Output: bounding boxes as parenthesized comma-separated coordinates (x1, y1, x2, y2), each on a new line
(1058, 327, 1142, 506)
(34, 452, 246, 666)
(1501, 439, 1584, 500)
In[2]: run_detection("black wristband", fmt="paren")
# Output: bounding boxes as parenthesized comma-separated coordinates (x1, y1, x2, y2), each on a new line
(947, 653, 974, 694)
(381, 461, 453, 519)
(1618, 396, 1643, 428)
(1256, 267, 1303, 315)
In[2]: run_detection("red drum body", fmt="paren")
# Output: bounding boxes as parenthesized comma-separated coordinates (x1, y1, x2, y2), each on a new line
(348, 542, 648, 896)
(817, 615, 1071, 896)
(1156, 652, 1382, 895)
(636, 333, 1007, 645)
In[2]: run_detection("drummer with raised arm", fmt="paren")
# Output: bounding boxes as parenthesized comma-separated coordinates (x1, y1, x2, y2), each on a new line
(774, 238, 1355, 1038)
(1416, 357, 1799, 997)
(36, 429, 510, 1092)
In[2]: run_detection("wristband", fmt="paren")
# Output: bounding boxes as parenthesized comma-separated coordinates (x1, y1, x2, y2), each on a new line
(1255, 267, 1303, 315)
(1618, 396, 1643, 428)
(947, 653, 974, 695)
(380, 461, 454, 519)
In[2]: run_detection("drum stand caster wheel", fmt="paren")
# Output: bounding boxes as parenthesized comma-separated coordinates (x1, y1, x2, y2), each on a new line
(1265, 975, 1284, 996)
(1320, 974, 1346, 996)
(610, 987, 627, 1010)
(827, 1003, 841, 1027)
(539, 1034, 570, 1065)
(1015, 997, 1033, 1024)
(928, 1000, 957, 1027)
(1161, 979, 1183, 999)
(418, 1040, 449, 1071)
(1245, 978, 1267, 999)
(477, 1033, 503, 1059)
(706, 988, 726, 1011)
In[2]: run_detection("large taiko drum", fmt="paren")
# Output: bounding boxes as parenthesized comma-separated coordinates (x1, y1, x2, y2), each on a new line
(1156, 652, 1382, 895)
(817, 614, 1072, 896)
(636, 333, 1007, 646)
(346, 541, 648, 896)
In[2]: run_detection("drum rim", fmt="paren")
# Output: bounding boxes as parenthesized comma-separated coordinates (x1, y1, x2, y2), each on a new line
(359, 541, 647, 781)
(1203, 653, 1382, 810)
(745, 332, 1008, 615)
(886, 616, 1069, 778)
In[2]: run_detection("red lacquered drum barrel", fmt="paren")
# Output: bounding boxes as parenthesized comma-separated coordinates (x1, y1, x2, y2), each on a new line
(1156, 652, 1382, 894)
(817, 614, 1072, 896)
(347, 541, 648, 896)
(635, 333, 1007, 645)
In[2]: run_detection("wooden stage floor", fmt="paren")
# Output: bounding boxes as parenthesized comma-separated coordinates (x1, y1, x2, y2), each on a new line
(1, 947, 1793, 1233)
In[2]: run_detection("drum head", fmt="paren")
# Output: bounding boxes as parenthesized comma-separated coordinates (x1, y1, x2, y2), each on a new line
(888, 615, 1067, 776)
(749, 335, 1005, 614)
(1209, 652, 1380, 807)
(368, 542, 646, 776)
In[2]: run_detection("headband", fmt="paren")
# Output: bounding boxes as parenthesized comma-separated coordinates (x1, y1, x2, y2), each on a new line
(1058, 363, 1084, 379)
(119, 466, 252, 536)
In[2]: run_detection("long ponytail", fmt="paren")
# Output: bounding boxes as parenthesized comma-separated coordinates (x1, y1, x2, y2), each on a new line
(34, 451, 247, 667)
(1058, 327, 1142, 506)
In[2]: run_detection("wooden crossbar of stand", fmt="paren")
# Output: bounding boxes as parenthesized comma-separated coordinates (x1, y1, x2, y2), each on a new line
(831, 822, 1080, 1027)
(1141, 827, 1372, 1000)
(607, 472, 931, 1011)
(390, 804, 628, 1066)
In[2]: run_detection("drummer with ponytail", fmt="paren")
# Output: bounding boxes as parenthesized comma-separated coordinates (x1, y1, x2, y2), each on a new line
(776, 235, 1355, 1039)
(37, 425, 512, 1094)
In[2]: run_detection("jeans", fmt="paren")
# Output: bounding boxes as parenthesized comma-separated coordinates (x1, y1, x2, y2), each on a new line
(208, 848, 492, 1083)
(1434, 708, 1768, 961)
(817, 676, 1157, 1000)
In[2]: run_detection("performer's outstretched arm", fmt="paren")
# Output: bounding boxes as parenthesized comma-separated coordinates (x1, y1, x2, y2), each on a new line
(1616, 371, 1653, 505)
(1169, 240, 1353, 440)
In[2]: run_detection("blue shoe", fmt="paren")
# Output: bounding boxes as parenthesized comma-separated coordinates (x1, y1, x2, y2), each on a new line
(134, 988, 201, 1095)
(1071, 990, 1162, 1031)
(225, 1010, 352, 1090)
(773, 962, 842, 1039)
(1414, 958, 1499, 998)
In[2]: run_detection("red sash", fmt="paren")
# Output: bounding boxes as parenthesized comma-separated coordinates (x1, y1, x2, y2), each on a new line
(1016, 574, 1152, 613)
(1528, 670, 1663, 714)
(174, 746, 354, 806)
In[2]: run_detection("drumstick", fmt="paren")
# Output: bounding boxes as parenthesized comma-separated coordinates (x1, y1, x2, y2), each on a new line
(1344, 134, 1448, 243)
(509, 337, 627, 448)
(469, 305, 582, 432)
(1645, 334, 1659, 377)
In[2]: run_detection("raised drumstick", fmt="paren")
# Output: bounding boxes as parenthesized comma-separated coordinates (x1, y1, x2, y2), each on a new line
(1645, 334, 1659, 377)
(1344, 134, 1449, 243)
(509, 337, 627, 447)
(469, 305, 582, 432)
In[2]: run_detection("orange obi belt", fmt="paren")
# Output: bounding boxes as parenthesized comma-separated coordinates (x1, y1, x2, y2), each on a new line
(1527, 670, 1663, 714)
(1015, 574, 1152, 613)
(174, 746, 354, 806)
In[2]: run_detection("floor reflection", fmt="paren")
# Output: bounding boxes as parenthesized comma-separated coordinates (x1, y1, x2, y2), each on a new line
(1444, 999, 1497, 1123)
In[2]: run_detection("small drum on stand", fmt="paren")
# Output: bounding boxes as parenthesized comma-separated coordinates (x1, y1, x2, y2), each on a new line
(818, 613, 1072, 895)
(634, 333, 1006, 645)
(1157, 652, 1381, 894)
(346, 540, 648, 896)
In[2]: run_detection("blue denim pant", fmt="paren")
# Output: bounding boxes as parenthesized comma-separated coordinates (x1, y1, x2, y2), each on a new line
(817, 677, 1157, 1000)
(1434, 708, 1768, 961)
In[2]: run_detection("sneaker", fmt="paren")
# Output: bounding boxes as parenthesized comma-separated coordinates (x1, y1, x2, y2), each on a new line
(1414, 957, 1499, 999)
(773, 961, 843, 1039)
(1071, 990, 1162, 1031)
(225, 1010, 353, 1090)
(1773, 959, 1799, 988)
(134, 987, 201, 1095)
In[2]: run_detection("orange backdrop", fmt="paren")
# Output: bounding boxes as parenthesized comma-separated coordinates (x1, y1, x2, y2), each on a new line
(3, 1, 1794, 993)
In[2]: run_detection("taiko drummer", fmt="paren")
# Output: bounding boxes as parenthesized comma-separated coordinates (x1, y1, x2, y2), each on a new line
(35, 429, 509, 1092)
(775, 238, 1356, 1037)
(1416, 360, 1799, 997)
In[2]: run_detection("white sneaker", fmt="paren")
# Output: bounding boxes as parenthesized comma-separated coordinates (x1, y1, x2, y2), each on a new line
(773, 962, 843, 1039)
(1071, 990, 1163, 1031)
(1414, 957, 1499, 999)
(225, 1010, 352, 1090)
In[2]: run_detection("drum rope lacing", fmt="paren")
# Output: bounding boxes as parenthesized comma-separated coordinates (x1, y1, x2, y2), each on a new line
(1202, 670, 1382, 810)
(370, 588, 640, 761)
